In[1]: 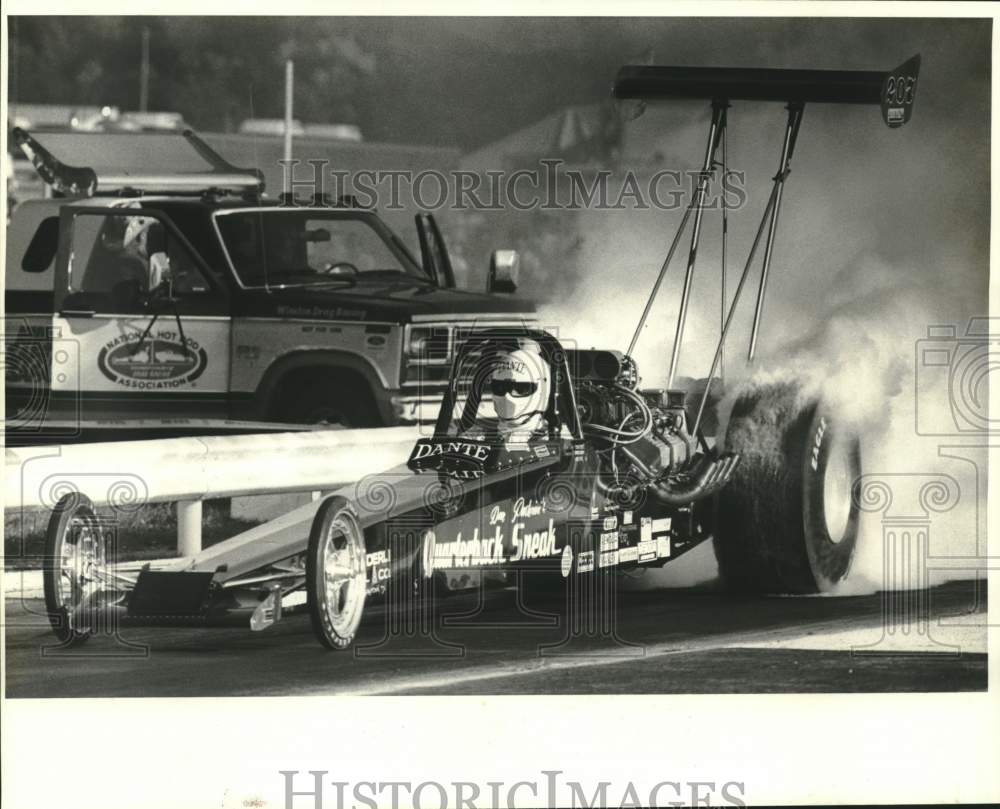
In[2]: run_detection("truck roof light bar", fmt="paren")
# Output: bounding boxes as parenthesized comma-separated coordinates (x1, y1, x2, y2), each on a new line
(11, 127, 98, 196)
(11, 127, 265, 197)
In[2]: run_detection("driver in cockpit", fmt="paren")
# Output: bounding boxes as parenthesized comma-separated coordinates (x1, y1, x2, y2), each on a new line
(122, 216, 171, 292)
(464, 339, 551, 448)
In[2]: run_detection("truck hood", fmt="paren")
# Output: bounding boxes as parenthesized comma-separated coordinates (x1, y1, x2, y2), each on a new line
(233, 278, 536, 323)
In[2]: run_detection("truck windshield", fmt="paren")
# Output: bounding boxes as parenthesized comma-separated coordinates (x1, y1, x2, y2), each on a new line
(215, 209, 429, 288)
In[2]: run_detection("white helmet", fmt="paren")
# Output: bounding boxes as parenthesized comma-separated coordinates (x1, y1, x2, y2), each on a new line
(489, 339, 550, 428)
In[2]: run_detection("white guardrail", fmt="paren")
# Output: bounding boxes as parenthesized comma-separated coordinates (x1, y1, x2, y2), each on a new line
(4, 427, 421, 556)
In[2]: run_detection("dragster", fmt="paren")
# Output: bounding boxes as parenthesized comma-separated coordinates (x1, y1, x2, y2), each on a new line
(41, 55, 920, 650)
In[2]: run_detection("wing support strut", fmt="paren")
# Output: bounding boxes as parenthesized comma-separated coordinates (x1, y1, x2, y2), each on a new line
(627, 99, 728, 383)
(691, 101, 804, 436)
(626, 98, 806, 394)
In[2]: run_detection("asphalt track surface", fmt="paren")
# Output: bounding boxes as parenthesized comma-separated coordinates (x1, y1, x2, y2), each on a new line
(4, 579, 987, 697)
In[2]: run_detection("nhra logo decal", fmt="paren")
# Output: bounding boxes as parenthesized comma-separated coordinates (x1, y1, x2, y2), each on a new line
(98, 330, 208, 389)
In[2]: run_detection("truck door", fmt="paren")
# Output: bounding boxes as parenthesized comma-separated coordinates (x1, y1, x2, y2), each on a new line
(415, 212, 456, 288)
(53, 205, 232, 420)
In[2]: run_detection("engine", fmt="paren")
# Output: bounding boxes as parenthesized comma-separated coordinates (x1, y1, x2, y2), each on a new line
(575, 381, 694, 478)
(568, 348, 737, 506)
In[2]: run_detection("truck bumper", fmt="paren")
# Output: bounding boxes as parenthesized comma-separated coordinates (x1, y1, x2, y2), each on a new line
(388, 392, 444, 425)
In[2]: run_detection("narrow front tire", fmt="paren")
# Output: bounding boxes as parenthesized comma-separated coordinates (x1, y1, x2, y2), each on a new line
(306, 496, 368, 650)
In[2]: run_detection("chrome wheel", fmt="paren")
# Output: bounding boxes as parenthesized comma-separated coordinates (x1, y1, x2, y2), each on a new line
(823, 438, 853, 544)
(307, 497, 368, 650)
(321, 513, 366, 636)
(59, 514, 103, 608)
(44, 493, 103, 645)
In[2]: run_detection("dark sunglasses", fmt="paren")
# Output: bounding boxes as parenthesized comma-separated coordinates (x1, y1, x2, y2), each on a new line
(490, 379, 538, 397)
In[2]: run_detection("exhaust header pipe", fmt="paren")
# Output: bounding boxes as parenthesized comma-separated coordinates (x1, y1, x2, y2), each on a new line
(648, 452, 740, 506)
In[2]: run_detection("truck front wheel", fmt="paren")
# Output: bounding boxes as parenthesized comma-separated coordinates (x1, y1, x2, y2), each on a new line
(273, 371, 380, 428)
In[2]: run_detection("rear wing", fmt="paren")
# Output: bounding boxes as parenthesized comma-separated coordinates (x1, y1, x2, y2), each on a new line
(614, 54, 920, 128)
(11, 127, 265, 197)
(618, 55, 924, 400)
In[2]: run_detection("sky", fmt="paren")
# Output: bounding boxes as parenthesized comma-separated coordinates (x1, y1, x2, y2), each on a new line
(8, 17, 991, 149)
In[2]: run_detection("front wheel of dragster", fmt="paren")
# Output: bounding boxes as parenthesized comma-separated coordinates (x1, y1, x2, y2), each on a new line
(306, 496, 368, 650)
(43, 492, 103, 646)
(714, 382, 862, 594)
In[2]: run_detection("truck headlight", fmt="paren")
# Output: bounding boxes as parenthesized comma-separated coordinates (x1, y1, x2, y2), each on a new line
(405, 326, 451, 362)
(407, 327, 433, 357)
(402, 325, 453, 387)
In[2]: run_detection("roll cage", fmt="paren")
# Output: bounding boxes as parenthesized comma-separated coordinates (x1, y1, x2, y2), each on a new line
(431, 328, 585, 442)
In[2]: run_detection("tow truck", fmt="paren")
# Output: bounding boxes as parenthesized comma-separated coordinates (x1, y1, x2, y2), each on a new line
(4, 128, 535, 443)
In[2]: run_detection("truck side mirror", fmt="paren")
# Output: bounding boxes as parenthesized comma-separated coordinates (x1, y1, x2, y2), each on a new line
(488, 249, 520, 294)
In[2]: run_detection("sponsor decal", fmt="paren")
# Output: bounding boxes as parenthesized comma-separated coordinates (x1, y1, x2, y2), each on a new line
(599, 531, 619, 552)
(97, 330, 207, 389)
(489, 497, 547, 526)
(623, 510, 633, 526)
(657, 536, 671, 559)
(365, 550, 392, 593)
(367, 564, 391, 585)
(533, 444, 550, 459)
(365, 334, 387, 350)
(810, 416, 828, 472)
(560, 545, 574, 578)
(637, 539, 657, 562)
(511, 519, 557, 561)
(512, 497, 546, 520)
(421, 530, 438, 577)
(424, 527, 505, 574)
(618, 545, 639, 564)
(603, 515, 618, 531)
(640, 516, 652, 543)
(423, 497, 561, 572)
(407, 438, 496, 479)
(598, 549, 619, 569)
(275, 304, 367, 320)
(652, 517, 672, 534)
(412, 439, 492, 462)
(577, 550, 595, 573)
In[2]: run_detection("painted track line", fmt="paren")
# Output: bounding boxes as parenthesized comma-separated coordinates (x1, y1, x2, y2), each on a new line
(295, 609, 986, 696)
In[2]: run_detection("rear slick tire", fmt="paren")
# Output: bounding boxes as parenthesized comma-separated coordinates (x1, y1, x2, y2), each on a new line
(714, 382, 862, 594)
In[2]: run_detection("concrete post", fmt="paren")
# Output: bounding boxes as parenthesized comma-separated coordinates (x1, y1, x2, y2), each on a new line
(177, 500, 203, 557)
